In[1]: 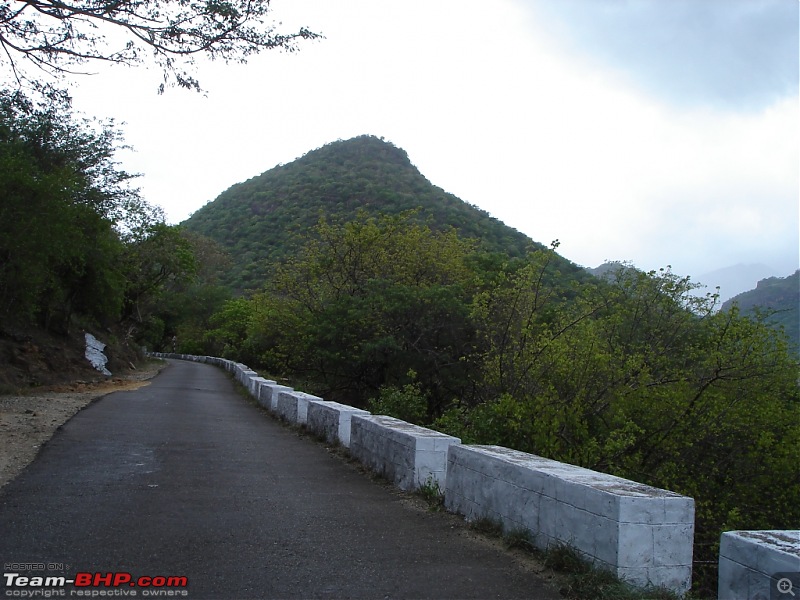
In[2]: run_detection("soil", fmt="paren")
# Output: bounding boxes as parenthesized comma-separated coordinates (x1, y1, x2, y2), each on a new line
(0, 361, 165, 489)
(0, 321, 144, 391)
(0, 320, 166, 489)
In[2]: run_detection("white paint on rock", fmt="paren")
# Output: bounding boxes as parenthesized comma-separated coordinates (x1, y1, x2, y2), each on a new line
(84, 333, 111, 376)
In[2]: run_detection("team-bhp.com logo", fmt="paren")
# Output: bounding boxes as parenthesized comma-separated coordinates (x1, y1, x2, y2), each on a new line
(4, 572, 189, 597)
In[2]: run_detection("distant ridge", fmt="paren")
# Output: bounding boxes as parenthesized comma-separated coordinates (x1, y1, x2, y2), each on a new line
(722, 270, 799, 357)
(183, 135, 589, 291)
(698, 263, 779, 303)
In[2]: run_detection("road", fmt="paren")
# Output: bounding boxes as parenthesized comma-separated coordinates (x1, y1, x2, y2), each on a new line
(0, 359, 559, 599)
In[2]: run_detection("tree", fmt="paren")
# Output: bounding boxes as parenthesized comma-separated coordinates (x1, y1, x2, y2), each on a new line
(148, 230, 233, 353)
(436, 260, 799, 596)
(119, 222, 198, 336)
(0, 88, 142, 327)
(245, 212, 479, 409)
(0, 88, 197, 338)
(0, 0, 321, 91)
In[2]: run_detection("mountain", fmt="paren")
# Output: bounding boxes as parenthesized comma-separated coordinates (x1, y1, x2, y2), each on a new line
(182, 135, 590, 291)
(697, 263, 780, 303)
(722, 270, 799, 357)
(585, 261, 637, 280)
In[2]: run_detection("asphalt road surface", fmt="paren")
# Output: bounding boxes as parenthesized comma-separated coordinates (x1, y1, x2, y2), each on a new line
(0, 359, 560, 599)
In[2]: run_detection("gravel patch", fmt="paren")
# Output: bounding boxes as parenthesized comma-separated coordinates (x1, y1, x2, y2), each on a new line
(0, 360, 165, 488)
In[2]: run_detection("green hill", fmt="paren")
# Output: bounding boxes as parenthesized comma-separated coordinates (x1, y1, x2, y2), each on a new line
(182, 135, 589, 291)
(722, 270, 799, 356)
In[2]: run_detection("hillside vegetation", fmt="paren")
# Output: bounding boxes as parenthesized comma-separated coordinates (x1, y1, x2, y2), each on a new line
(167, 135, 799, 597)
(722, 270, 799, 357)
(3, 104, 797, 598)
(0, 90, 202, 387)
(183, 135, 590, 291)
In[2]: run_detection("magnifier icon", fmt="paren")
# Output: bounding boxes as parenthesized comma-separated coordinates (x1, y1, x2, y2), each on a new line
(778, 578, 796, 596)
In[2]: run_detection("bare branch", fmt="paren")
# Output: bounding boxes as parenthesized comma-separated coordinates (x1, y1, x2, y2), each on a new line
(0, 0, 322, 91)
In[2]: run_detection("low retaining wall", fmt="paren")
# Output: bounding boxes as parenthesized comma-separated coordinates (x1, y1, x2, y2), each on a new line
(258, 383, 293, 412)
(306, 400, 370, 448)
(247, 376, 272, 398)
(445, 444, 694, 594)
(148, 352, 726, 596)
(718, 531, 800, 600)
(350, 415, 461, 492)
(276, 390, 323, 425)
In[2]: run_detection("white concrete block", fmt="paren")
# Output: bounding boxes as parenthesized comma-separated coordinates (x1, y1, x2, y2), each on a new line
(306, 401, 370, 448)
(253, 379, 276, 409)
(718, 531, 800, 600)
(237, 369, 258, 387)
(444, 444, 694, 595)
(258, 383, 293, 413)
(276, 390, 323, 425)
(247, 376, 270, 399)
(349, 415, 460, 491)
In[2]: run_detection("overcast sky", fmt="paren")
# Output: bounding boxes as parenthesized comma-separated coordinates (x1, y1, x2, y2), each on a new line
(65, 0, 799, 291)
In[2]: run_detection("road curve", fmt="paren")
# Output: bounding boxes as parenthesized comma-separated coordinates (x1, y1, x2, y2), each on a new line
(0, 359, 559, 599)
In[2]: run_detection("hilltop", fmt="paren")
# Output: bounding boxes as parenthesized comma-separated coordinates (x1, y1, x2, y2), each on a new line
(182, 135, 589, 291)
(722, 270, 799, 356)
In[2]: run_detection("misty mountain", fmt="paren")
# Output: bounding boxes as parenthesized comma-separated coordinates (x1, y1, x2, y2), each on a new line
(722, 270, 799, 357)
(585, 261, 637, 280)
(696, 263, 780, 303)
(182, 135, 590, 291)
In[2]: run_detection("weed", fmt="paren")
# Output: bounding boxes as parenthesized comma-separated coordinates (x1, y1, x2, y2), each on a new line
(416, 476, 445, 510)
(544, 543, 682, 600)
(543, 542, 590, 574)
(464, 533, 684, 600)
(503, 528, 537, 552)
(467, 515, 504, 538)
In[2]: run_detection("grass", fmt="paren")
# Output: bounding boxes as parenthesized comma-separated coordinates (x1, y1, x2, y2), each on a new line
(467, 515, 505, 537)
(463, 516, 685, 600)
(415, 477, 445, 511)
(545, 543, 682, 600)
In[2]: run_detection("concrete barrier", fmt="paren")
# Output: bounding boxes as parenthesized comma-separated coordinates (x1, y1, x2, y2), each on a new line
(276, 390, 323, 425)
(146, 352, 717, 596)
(258, 383, 293, 413)
(444, 444, 695, 594)
(247, 376, 272, 399)
(306, 400, 370, 448)
(718, 530, 800, 600)
(235, 366, 258, 388)
(350, 415, 461, 492)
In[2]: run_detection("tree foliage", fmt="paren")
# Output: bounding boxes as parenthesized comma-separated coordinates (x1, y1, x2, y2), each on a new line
(201, 215, 798, 595)
(721, 270, 800, 359)
(1, 0, 321, 91)
(438, 261, 799, 596)
(225, 212, 479, 407)
(0, 88, 197, 340)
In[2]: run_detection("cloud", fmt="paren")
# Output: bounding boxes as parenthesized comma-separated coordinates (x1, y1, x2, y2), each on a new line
(525, 0, 799, 111)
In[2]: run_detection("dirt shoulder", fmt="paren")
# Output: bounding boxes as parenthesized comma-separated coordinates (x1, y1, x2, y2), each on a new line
(0, 360, 166, 489)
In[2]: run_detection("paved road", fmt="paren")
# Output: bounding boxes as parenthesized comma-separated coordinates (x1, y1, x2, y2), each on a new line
(0, 359, 559, 599)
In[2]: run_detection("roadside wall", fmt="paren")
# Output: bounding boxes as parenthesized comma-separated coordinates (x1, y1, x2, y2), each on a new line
(718, 531, 800, 600)
(445, 444, 694, 592)
(149, 352, 797, 597)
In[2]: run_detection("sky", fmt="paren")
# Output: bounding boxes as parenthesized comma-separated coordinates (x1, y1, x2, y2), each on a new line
(60, 0, 798, 296)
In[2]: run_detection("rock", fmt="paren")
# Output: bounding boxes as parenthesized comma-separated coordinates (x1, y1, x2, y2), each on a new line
(84, 333, 112, 377)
